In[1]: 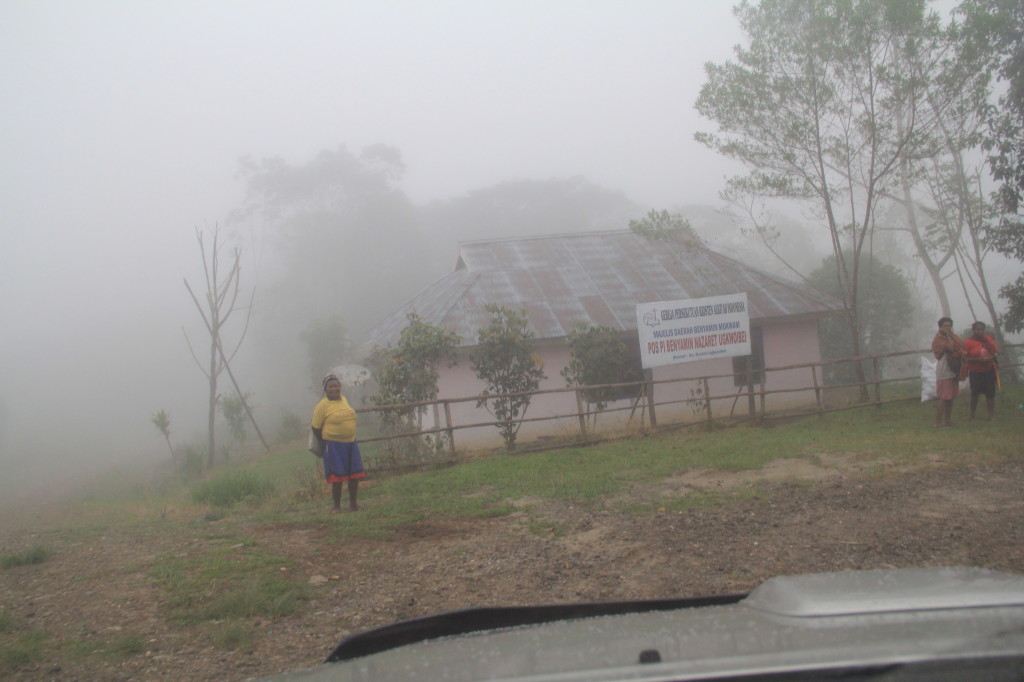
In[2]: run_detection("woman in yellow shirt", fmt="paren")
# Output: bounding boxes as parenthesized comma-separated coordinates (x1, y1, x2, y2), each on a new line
(310, 374, 364, 512)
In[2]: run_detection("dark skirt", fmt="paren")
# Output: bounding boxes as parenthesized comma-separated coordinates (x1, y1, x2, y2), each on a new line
(323, 441, 365, 483)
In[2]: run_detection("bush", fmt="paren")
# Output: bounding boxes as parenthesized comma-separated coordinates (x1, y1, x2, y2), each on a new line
(1, 546, 52, 569)
(191, 470, 276, 507)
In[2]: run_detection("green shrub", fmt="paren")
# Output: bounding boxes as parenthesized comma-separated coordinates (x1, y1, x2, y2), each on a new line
(191, 470, 276, 507)
(1, 546, 52, 569)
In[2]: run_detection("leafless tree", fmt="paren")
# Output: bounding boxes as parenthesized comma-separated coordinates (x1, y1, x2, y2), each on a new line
(183, 226, 266, 468)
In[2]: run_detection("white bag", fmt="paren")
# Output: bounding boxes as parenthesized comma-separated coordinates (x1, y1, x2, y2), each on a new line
(920, 356, 937, 402)
(307, 428, 324, 458)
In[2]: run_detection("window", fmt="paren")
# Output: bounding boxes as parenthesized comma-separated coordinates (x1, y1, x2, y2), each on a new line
(732, 326, 765, 387)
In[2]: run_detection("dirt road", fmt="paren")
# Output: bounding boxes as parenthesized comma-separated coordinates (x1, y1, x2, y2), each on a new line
(2, 454, 1022, 680)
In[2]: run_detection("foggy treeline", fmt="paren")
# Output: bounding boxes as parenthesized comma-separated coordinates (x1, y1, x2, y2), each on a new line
(2, 0, 1021, 509)
(229, 147, 648, 411)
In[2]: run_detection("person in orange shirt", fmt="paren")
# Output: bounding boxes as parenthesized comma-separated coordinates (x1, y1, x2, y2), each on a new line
(962, 321, 999, 420)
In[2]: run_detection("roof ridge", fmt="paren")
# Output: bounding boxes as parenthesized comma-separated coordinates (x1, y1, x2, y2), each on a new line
(458, 229, 632, 247)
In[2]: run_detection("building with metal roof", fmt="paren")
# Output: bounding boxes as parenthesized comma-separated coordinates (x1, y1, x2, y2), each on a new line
(364, 230, 842, 448)
(367, 230, 839, 349)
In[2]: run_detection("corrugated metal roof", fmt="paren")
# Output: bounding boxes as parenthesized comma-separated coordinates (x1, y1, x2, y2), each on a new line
(366, 231, 842, 349)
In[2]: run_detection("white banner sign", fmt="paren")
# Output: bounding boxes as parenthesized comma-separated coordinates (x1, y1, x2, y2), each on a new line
(636, 293, 751, 369)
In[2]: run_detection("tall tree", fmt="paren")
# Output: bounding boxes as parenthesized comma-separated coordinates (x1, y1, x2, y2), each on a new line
(696, 0, 934, 398)
(229, 145, 433, 409)
(183, 226, 256, 467)
(232, 145, 430, 337)
(883, 5, 1010, 350)
(628, 209, 702, 245)
(808, 253, 913, 383)
(957, 0, 1024, 332)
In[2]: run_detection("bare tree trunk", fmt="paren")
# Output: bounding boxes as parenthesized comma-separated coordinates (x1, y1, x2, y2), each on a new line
(207, 318, 218, 467)
(184, 225, 255, 469)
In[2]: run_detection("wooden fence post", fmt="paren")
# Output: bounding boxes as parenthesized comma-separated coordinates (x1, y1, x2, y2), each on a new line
(872, 357, 882, 407)
(644, 369, 657, 427)
(745, 355, 756, 416)
(759, 372, 767, 420)
(811, 365, 823, 413)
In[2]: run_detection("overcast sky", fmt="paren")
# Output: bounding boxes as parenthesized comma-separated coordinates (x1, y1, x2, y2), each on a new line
(0, 1, 747, 495)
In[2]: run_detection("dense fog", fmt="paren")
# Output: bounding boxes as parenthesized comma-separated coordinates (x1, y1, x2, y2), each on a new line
(0, 1, 1015, 508)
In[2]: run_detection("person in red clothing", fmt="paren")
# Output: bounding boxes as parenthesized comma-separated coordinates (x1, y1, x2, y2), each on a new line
(962, 321, 999, 420)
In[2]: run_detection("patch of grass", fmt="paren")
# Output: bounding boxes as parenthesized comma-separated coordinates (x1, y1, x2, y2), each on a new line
(648, 482, 771, 513)
(1, 629, 48, 673)
(0, 609, 16, 634)
(191, 470, 277, 507)
(65, 634, 145, 661)
(152, 541, 309, 623)
(206, 622, 256, 650)
(39, 384, 1024, 541)
(1, 545, 52, 569)
(526, 518, 569, 539)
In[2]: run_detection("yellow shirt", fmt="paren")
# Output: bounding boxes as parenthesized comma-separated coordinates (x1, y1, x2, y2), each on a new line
(311, 396, 357, 442)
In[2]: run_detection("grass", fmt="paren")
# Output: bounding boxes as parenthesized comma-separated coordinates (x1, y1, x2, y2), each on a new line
(40, 384, 1023, 540)
(190, 469, 277, 507)
(1, 629, 48, 673)
(65, 634, 146, 661)
(1, 545, 53, 569)
(2, 384, 1019, 672)
(206, 622, 256, 650)
(151, 540, 310, 624)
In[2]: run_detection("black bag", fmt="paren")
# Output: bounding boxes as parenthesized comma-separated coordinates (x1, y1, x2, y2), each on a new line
(946, 351, 962, 375)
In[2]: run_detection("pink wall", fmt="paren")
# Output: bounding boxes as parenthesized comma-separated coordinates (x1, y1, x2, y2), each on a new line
(427, 319, 824, 449)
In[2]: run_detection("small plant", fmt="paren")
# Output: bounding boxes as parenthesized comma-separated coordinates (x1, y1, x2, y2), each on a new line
(1, 545, 52, 569)
(471, 305, 547, 450)
(687, 381, 708, 420)
(191, 470, 276, 507)
(220, 391, 255, 453)
(151, 409, 176, 460)
(182, 446, 206, 477)
(293, 461, 326, 502)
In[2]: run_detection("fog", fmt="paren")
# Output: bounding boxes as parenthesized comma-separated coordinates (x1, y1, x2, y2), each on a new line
(2, 2, 1013, 507)
(0, 1, 750, 501)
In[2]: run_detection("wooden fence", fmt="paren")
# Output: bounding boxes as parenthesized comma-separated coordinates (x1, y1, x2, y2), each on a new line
(352, 343, 1022, 458)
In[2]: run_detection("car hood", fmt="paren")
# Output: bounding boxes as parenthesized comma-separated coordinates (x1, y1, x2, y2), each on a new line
(264, 566, 1024, 681)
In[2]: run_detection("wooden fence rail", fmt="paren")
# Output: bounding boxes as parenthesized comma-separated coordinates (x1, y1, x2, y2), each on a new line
(352, 343, 1022, 458)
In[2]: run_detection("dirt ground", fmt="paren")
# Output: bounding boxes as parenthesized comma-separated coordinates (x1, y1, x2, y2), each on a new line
(1, 453, 1023, 681)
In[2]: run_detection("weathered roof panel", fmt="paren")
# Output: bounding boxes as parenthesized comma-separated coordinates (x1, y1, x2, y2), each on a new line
(366, 231, 841, 349)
